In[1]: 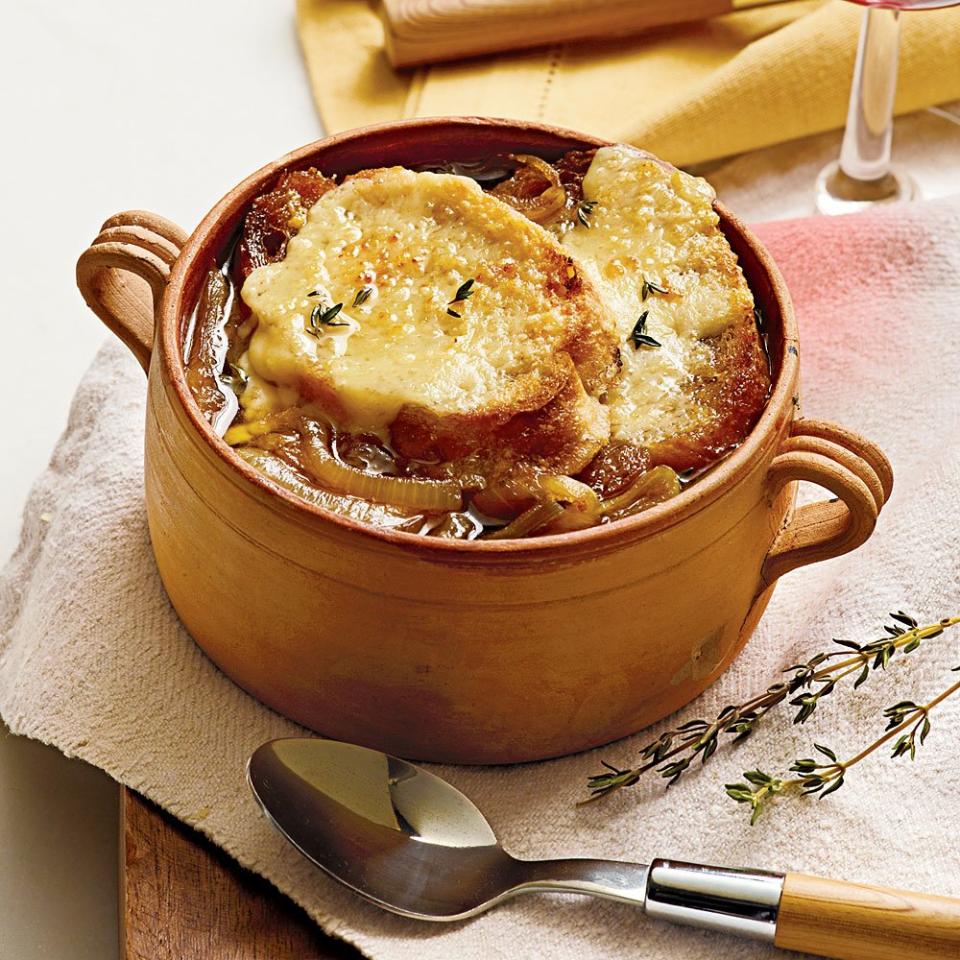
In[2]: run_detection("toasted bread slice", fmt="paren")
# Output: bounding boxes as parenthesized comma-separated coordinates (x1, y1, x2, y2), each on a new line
(562, 145, 770, 481)
(240, 166, 619, 474)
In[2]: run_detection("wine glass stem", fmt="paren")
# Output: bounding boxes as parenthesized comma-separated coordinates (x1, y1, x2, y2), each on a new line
(839, 8, 902, 183)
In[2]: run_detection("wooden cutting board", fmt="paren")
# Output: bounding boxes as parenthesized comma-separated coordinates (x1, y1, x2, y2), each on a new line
(121, 787, 363, 959)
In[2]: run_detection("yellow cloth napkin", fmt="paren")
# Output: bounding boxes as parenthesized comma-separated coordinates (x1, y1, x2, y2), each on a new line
(296, 0, 960, 166)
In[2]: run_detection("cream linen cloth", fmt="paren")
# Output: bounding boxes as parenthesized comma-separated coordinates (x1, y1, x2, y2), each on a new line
(2, 197, 960, 960)
(297, 0, 960, 165)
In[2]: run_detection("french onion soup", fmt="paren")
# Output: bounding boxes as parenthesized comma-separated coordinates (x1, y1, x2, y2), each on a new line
(183, 145, 770, 540)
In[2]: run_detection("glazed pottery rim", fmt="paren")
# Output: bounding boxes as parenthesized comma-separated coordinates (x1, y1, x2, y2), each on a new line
(159, 116, 797, 556)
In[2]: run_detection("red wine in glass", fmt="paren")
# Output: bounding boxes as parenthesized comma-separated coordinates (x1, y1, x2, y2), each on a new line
(815, 0, 960, 214)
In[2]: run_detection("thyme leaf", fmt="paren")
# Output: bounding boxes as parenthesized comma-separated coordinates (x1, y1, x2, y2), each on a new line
(353, 286, 374, 307)
(641, 277, 668, 301)
(629, 311, 661, 350)
(576, 199, 597, 228)
(450, 278, 475, 304)
(308, 301, 348, 334)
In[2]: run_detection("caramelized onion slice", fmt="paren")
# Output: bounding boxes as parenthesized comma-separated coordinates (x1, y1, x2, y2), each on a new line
(486, 499, 566, 540)
(474, 471, 601, 524)
(538, 476, 602, 533)
(185, 269, 233, 429)
(235, 448, 421, 529)
(511, 153, 561, 184)
(472, 470, 542, 520)
(490, 154, 567, 225)
(300, 420, 462, 512)
(539, 475, 601, 515)
(600, 465, 681, 520)
(424, 512, 485, 540)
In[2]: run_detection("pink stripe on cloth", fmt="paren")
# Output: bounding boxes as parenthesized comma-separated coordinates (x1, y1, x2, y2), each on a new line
(751, 199, 960, 456)
(754, 198, 957, 337)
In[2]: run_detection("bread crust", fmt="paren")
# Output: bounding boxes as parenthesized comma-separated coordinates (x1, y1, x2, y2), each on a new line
(651, 309, 770, 468)
(392, 353, 609, 479)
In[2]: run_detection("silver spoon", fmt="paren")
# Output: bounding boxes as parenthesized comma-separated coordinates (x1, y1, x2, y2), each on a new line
(248, 737, 960, 960)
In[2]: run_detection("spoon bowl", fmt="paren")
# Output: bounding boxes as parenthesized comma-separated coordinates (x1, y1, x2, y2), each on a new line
(248, 737, 531, 919)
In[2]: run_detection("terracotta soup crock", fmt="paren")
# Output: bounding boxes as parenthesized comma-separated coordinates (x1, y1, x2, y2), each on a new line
(76, 118, 892, 764)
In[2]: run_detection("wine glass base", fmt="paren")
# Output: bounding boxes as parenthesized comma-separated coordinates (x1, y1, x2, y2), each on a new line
(814, 161, 918, 216)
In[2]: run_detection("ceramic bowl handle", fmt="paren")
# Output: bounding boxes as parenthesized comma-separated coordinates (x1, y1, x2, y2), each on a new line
(760, 419, 893, 587)
(76, 211, 187, 373)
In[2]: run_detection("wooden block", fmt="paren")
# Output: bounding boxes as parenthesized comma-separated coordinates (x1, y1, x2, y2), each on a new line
(380, 0, 742, 68)
(121, 788, 361, 960)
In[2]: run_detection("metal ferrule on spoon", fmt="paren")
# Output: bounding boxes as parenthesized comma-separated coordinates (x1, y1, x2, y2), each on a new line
(521, 859, 785, 940)
(469, 859, 782, 940)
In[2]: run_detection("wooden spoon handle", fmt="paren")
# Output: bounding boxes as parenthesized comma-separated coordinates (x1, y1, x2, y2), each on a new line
(775, 872, 960, 960)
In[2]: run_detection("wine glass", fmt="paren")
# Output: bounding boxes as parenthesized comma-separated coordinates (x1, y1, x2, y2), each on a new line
(815, 0, 960, 215)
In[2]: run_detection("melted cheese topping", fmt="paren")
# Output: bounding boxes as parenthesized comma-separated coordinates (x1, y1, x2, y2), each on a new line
(561, 145, 754, 447)
(241, 166, 609, 436)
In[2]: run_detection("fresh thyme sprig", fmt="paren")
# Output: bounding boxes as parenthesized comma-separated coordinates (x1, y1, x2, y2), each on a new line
(576, 199, 597, 228)
(304, 290, 349, 335)
(584, 613, 960, 802)
(726, 671, 960, 823)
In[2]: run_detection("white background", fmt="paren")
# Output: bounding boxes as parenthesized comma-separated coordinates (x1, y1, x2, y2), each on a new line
(1, 3, 958, 958)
